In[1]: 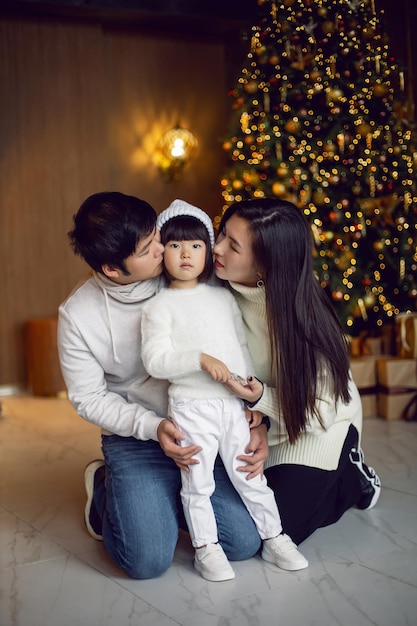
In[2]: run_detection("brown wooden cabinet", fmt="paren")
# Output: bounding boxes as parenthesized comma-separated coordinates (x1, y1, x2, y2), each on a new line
(25, 318, 66, 396)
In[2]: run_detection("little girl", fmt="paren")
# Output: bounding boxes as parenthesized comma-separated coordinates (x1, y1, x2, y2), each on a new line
(140, 199, 308, 582)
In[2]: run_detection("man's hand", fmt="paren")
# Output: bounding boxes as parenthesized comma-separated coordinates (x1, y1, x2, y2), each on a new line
(236, 422, 269, 480)
(157, 419, 201, 472)
(246, 408, 263, 429)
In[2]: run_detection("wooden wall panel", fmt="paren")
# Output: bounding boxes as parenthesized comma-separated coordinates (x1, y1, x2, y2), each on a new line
(102, 28, 227, 215)
(0, 16, 228, 388)
(0, 18, 109, 387)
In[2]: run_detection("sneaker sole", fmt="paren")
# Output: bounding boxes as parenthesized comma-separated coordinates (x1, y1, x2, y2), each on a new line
(194, 560, 236, 582)
(84, 460, 104, 541)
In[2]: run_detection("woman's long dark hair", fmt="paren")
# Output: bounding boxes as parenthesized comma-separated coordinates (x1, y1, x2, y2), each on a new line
(219, 198, 351, 443)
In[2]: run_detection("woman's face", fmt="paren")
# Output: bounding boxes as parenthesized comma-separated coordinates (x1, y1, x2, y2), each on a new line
(214, 214, 260, 287)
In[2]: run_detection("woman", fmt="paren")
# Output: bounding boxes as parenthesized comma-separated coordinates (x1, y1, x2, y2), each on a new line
(214, 198, 381, 545)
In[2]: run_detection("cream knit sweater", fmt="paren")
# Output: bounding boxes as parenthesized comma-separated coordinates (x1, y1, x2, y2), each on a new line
(228, 281, 363, 471)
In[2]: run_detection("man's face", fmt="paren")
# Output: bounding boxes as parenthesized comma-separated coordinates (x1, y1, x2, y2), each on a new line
(105, 228, 165, 284)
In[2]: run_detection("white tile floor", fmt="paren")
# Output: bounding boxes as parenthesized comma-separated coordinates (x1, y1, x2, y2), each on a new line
(1, 395, 417, 626)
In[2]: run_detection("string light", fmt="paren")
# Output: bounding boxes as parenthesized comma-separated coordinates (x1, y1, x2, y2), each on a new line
(220, 0, 417, 333)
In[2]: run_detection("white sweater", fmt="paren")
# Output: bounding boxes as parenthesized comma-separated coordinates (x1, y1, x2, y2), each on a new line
(141, 283, 254, 398)
(58, 272, 170, 441)
(228, 281, 363, 471)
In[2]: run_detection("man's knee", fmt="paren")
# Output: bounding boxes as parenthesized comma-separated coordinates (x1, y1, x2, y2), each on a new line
(118, 552, 173, 580)
(124, 561, 172, 580)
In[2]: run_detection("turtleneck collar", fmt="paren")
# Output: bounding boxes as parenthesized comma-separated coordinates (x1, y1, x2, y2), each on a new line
(92, 272, 166, 364)
(228, 280, 266, 305)
(93, 271, 165, 303)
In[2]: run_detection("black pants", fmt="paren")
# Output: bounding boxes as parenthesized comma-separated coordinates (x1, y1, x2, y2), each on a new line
(264, 425, 362, 545)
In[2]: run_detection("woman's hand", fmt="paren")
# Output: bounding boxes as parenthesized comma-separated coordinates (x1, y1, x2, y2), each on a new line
(224, 375, 264, 405)
(236, 422, 269, 480)
(157, 419, 202, 472)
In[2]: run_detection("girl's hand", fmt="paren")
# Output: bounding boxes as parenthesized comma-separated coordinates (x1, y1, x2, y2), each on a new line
(236, 422, 269, 480)
(200, 353, 231, 382)
(224, 375, 264, 405)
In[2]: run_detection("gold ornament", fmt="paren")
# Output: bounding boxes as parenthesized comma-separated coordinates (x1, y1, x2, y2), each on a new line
(310, 69, 321, 81)
(322, 20, 335, 35)
(244, 80, 259, 94)
(358, 197, 378, 213)
(243, 170, 260, 186)
(372, 83, 389, 98)
(312, 188, 327, 205)
(363, 292, 376, 307)
(272, 181, 287, 196)
(329, 87, 343, 101)
(356, 122, 372, 137)
(336, 250, 354, 270)
(285, 118, 301, 134)
(277, 164, 289, 177)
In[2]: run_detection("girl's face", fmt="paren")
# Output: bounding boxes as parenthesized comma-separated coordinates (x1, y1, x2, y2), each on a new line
(214, 214, 260, 287)
(163, 239, 207, 288)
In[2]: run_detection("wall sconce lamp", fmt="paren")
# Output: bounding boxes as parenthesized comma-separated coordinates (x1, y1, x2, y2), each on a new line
(158, 124, 198, 181)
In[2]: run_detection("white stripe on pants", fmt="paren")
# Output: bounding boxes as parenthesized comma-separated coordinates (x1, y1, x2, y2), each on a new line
(170, 395, 283, 547)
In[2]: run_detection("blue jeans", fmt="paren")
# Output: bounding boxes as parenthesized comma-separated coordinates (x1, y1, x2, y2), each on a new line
(94, 435, 261, 579)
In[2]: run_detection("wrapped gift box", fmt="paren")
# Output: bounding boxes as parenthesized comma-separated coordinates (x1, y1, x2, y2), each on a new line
(350, 357, 379, 419)
(395, 312, 417, 358)
(376, 358, 417, 420)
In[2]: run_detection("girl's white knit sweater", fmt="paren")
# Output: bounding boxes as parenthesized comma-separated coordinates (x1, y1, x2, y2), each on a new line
(141, 283, 254, 398)
(228, 281, 363, 471)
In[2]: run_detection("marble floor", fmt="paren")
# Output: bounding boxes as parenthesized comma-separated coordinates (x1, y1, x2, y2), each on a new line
(0, 394, 416, 626)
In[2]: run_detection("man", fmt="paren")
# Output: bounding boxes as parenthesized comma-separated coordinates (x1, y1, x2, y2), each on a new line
(58, 191, 265, 579)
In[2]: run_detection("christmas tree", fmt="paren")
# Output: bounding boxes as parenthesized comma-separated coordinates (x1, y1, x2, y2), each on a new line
(219, 0, 417, 337)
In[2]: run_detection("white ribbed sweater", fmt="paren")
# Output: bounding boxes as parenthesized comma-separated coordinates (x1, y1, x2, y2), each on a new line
(228, 281, 363, 471)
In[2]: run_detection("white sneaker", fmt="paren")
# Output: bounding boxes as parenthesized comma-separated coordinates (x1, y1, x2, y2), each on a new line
(194, 543, 236, 582)
(262, 534, 308, 571)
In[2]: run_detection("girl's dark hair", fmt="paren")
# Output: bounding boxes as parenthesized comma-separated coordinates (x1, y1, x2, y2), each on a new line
(68, 191, 156, 274)
(160, 215, 213, 282)
(219, 198, 351, 443)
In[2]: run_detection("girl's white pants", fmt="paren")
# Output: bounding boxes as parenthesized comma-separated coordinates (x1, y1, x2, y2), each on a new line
(169, 396, 283, 548)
